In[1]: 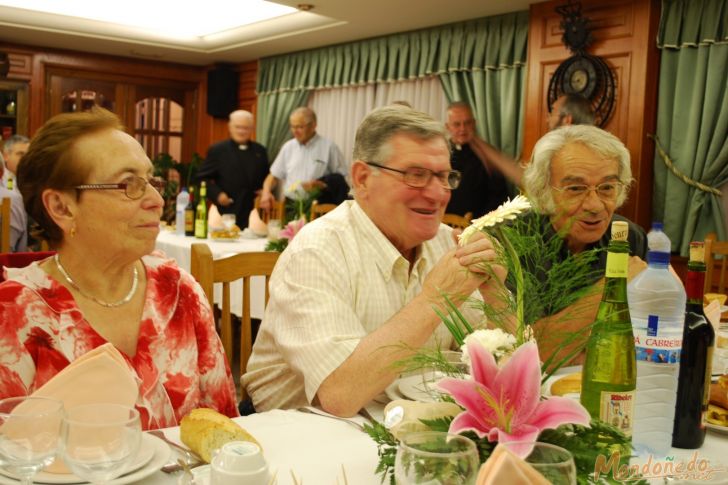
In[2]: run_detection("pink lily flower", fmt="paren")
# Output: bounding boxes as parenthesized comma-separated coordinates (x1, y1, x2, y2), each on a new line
(280, 218, 306, 241)
(437, 341, 590, 458)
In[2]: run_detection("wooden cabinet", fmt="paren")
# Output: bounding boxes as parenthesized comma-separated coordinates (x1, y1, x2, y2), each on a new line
(0, 80, 28, 139)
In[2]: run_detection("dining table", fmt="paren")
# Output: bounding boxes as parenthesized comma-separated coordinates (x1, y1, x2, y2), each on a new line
(154, 230, 269, 319)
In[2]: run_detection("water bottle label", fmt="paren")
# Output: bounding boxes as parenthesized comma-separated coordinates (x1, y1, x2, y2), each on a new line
(599, 390, 634, 437)
(647, 315, 658, 337)
(633, 327, 681, 364)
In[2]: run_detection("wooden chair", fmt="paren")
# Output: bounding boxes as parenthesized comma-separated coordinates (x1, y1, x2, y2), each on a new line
(441, 212, 473, 231)
(253, 195, 284, 224)
(309, 200, 337, 221)
(704, 232, 728, 294)
(190, 243, 279, 396)
(1, 198, 10, 253)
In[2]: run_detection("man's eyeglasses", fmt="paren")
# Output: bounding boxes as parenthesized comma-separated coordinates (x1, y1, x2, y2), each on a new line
(75, 176, 166, 200)
(552, 181, 624, 203)
(366, 162, 461, 190)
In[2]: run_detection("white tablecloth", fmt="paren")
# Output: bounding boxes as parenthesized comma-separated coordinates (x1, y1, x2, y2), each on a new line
(155, 231, 269, 319)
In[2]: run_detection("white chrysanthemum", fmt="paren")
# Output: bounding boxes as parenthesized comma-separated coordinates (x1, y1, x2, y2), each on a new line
(460, 328, 517, 364)
(458, 195, 532, 246)
(286, 181, 307, 200)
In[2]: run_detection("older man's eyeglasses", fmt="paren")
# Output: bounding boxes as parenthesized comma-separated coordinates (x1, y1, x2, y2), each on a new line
(366, 162, 461, 190)
(75, 176, 166, 200)
(552, 181, 624, 203)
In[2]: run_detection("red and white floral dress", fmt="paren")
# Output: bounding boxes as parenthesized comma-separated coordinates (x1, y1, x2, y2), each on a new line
(0, 252, 239, 429)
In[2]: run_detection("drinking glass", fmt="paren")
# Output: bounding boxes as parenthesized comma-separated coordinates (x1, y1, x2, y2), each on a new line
(500, 441, 577, 485)
(61, 403, 141, 484)
(0, 396, 64, 485)
(267, 219, 282, 241)
(394, 431, 479, 485)
(221, 214, 236, 231)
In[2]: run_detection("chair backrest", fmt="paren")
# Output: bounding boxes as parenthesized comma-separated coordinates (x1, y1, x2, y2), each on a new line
(190, 243, 279, 395)
(704, 232, 728, 294)
(309, 200, 337, 221)
(253, 195, 284, 224)
(441, 212, 473, 231)
(1, 198, 10, 253)
(0, 251, 56, 283)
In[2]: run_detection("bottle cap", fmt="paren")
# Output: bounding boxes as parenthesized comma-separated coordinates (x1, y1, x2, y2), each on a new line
(689, 241, 705, 262)
(651, 221, 664, 231)
(611, 221, 629, 241)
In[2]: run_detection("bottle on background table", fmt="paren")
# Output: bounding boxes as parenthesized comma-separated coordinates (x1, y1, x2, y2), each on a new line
(184, 186, 195, 237)
(194, 182, 208, 239)
(581, 220, 637, 438)
(672, 241, 715, 449)
(175, 187, 190, 237)
(628, 222, 685, 456)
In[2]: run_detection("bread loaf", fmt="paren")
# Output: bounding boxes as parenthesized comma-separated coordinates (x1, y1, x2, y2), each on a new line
(550, 372, 582, 397)
(180, 408, 260, 462)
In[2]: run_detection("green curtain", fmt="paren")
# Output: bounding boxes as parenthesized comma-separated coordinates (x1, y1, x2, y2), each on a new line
(653, 0, 728, 255)
(256, 11, 529, 159)
(437, 12, 528, 159)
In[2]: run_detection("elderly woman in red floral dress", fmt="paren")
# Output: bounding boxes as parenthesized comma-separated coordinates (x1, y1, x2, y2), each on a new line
(0, 108, 238, 429)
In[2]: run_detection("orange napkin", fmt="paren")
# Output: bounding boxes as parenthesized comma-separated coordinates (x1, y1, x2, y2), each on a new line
(248, 208, 268, 236)
(476, 444, 550, 485)
(30, 343, 140, 474)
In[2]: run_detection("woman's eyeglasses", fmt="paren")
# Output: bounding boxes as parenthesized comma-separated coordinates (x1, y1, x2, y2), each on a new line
(366, 162, 461, 190)
(75, 176, 166, 200)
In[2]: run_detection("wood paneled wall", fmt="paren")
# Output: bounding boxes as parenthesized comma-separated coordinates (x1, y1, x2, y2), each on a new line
(523, 0, 661, 230)
(1, 42, 259, 161)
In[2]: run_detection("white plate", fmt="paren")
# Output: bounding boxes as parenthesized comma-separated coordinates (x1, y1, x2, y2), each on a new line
(0, 433, 169, 485)
(706, 422, 728, 435)
(385, 381, 405, 402)
(397, 372, 447, 403)
(210, 236, 240, 243)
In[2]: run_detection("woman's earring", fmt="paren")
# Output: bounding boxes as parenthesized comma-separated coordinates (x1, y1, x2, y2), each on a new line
(70, 223, 77, 238)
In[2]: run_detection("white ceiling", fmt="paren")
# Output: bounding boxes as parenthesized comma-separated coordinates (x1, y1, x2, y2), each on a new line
(0, 0, 535, 66)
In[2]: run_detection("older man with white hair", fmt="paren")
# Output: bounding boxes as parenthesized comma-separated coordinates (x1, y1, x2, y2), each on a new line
(197, 110, 269, 229)
(521, 124, 647, 364)
(244, 105, 506, 416)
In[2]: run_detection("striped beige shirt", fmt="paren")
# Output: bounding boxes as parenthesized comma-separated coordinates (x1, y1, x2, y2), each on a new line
(243, 201, 483, 411)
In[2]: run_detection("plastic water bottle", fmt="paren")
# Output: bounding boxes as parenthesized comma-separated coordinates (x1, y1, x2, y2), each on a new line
(628, 222, 686, 456)
(175, 187, 190, 236)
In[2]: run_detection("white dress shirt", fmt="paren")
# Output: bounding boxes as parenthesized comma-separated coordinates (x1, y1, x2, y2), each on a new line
(269, 134, 347, 198)
(243, 201, 484, 411)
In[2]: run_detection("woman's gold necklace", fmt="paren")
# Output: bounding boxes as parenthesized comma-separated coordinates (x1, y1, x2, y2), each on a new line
(54, 254, 139, 308)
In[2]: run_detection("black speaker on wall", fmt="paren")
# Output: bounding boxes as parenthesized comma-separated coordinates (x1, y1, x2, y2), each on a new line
(207, 66, 238, 119)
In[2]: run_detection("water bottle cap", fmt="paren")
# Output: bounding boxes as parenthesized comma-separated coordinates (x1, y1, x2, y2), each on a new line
(647, 250, 670, 265)
(651, 221, 664, 231)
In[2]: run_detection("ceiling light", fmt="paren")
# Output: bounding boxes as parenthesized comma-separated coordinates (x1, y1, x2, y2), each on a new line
(0, 0, 297, 39)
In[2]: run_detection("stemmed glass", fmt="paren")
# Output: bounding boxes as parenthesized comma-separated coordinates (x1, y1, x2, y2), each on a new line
(0, 396, 64, 485)
(61, 403, 141, 484)
(394, 431, 480, 484)
(501, 441, 577, 485)
(221, 214, 236, 231)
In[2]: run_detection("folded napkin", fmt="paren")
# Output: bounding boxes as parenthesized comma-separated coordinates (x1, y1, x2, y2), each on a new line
(383, 399, 462, 440)
(248, 208, 268, 236)
(476, 444, 550, 485)
(30, 343, 140, 474)
(704, 299, 721, 330)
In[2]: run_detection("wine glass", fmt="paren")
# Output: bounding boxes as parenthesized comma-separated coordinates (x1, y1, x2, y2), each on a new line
(394, 431, 480, 484)
(500, 441, 577, 485)
(221, 214, 236, 231)
(0, 396, 64, 485)
(61, 403, 141, 484)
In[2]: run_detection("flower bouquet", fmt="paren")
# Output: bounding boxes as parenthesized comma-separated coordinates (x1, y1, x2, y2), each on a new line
(365, 196, 642, 484)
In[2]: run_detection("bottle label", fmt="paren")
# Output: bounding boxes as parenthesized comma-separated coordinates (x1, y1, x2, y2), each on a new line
(605, 252, 628, 278)
(633, 316, 682, 364)
(185, 211, 194, 232)
(599, 390, 634, 437)
(195, 219, 206, 238)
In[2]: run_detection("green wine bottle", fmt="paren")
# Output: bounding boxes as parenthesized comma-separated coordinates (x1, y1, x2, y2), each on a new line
(194, 182, 208, 239)
(580, 220, 637, 437)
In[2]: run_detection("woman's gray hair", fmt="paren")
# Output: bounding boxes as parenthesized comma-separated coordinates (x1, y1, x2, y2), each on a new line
(523, 125, 632, 214)
(352, 105, 447, 164)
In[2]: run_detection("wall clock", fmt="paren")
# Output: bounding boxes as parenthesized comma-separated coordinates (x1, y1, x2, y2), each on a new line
(547, 1, 616, 127)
